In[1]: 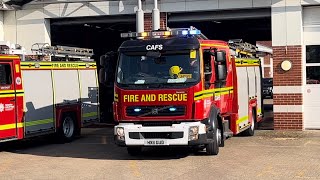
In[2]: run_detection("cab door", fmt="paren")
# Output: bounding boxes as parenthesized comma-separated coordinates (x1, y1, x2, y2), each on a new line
(0, 61, 17, 140)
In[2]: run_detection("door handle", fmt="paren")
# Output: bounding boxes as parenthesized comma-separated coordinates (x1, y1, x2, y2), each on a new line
(10, 99, 15, 102)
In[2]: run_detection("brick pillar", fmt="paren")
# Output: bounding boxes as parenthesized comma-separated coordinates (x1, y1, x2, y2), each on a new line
(144, 12, 167, 32)
(272, 0, 303, 130)
(272, 46, 303, 130)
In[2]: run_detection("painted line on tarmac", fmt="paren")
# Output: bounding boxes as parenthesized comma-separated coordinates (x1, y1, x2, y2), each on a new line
(129, 160, 142, 177)
(256, 165, 275, 177)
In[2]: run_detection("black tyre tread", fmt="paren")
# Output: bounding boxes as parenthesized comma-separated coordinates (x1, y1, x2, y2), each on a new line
(206, 116, 220, 155)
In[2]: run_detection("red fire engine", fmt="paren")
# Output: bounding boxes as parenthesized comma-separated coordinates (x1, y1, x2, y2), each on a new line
(0, 42, 99, 143)
(99, 27, 263, 155)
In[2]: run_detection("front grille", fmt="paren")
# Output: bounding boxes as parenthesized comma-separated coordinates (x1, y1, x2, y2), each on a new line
(126, 106, 185, 117)
(129, 132, 184, 139)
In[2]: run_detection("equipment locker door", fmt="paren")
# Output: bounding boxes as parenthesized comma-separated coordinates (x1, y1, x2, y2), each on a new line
(0, 61, 17, 140)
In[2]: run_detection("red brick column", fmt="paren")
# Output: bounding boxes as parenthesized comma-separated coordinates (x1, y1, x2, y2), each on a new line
(272, 46, 303, 130)
(144, 12, 167, 31)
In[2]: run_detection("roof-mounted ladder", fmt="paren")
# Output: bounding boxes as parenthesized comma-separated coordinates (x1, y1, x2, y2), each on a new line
(228, 39, 257, 57)
(31, 43, 94, 61)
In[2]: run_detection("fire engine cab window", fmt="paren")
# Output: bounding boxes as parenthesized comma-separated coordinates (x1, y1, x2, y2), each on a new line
(0, 64, 12, 85)
(116, 50, 200, 85)
(306, 45, 320, 84)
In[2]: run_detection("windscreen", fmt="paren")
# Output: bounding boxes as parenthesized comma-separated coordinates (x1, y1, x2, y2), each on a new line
(116, 50, 200, 85)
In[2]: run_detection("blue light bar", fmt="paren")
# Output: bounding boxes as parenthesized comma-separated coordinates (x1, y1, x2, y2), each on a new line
(182, 30, 188, 35)
(173, 29, 202, 36)
(189, 30, 201, 35)
(134, 108, 142, 112)
(169, 107, 177, 112)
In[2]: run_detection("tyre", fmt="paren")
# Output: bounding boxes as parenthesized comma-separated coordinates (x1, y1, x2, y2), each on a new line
(219, 128, 225, 147)
(58, 113, 76, 142)
(127, 147, 142, 156)
(206, 118, 220, 155)
(242, 110, 256, 136)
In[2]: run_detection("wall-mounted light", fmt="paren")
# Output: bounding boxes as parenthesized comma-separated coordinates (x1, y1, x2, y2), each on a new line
(281, 60, 292, 71)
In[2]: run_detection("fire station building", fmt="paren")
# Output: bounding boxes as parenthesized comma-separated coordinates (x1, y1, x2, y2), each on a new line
(0, 0, 320, 130)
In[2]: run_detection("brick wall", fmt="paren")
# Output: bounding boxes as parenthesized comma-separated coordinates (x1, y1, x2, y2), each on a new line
(273, 46, 302, 86)
(144, 12, 167, 31)
(264, 54, 271, 65)
(273, 94, 302, 105)
(274, 113, 303, 130)
(273, 45, 303, 130)
(263, 67, 271, 78)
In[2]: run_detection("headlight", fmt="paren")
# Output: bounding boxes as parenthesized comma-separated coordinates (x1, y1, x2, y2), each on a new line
(189, 126, 199, 141)
(116, 127, 125, 137)
(189, 126, 199, 135)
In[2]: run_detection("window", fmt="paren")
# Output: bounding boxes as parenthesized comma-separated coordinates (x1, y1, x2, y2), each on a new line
(203, 50, 213, 89)
(306, 45, 320, 84)
(0, 64, 12, 85)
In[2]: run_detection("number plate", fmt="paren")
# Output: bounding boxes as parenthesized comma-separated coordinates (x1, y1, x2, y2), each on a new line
(144, 139, 167, 146)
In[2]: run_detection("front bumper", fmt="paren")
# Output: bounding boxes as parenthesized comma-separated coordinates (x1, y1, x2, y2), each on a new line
(114, 122, 208, 147)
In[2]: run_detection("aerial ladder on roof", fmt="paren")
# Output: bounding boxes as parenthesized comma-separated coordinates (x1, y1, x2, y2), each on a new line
(0, 41, 26, 61)
(31, 43, 94, 61)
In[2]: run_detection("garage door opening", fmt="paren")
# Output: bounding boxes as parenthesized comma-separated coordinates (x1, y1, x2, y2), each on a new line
(51, 15, 135, 123)
(168, 17, 271, 45)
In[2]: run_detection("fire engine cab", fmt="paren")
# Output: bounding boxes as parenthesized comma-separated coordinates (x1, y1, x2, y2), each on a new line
(0, 42, 99, 143)
(99, 27, 263, 155)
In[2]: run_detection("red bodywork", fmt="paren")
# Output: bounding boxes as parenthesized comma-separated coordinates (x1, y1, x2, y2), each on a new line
(0, 56, 24, 140)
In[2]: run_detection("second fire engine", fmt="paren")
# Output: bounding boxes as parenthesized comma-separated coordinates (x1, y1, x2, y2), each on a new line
(0, 42, 99, 143)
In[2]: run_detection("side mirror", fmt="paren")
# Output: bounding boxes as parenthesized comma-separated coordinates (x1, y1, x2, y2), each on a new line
(100, 55, 110, 67)
(217, 64, 227, 80)
(99, 68, 109, 84)
(215, 51, 226, 62)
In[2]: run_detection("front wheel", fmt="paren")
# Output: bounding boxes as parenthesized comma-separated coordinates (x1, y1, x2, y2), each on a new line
(206, 127, 220, 155)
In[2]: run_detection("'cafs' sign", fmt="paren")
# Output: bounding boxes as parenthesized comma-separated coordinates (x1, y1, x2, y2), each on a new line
(146, 44, 163, 51)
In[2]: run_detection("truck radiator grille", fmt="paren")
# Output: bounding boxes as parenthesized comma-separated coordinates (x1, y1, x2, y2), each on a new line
(129, 132, 184, 139)
(126, 106, 185, 117)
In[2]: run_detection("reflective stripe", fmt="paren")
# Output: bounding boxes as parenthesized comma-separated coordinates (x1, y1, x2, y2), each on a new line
(0, 90, 24, 98)
(0, 123, 23, 131)
(21, 62, 97, 70)
(237, 116, 250, 132)
(235, 58, 260, 67)
(194, 87, 233, 101)
(257, 109, 262, 114)
(236, 116, 249, 124)
(200, 44, 228, 48)
(0, 56, 19, 59)
(83, 112, 98, 118)
(25, 119, 54, 127)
